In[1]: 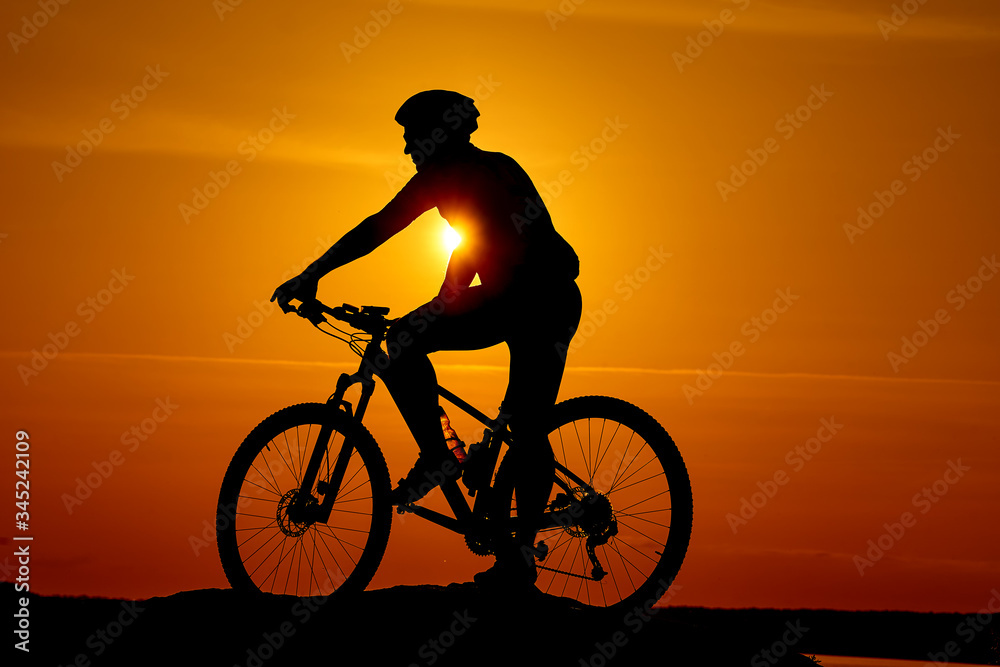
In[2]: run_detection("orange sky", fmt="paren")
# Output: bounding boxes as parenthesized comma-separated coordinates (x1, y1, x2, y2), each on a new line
(1, 0, 998, 612)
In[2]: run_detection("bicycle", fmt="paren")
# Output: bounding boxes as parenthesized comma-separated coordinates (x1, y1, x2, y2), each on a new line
(216, 298, 693, 612)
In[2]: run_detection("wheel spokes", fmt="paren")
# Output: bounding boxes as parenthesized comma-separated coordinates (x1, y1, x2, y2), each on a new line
(538, 412, 675, 608)
(233, 421, 375, 597)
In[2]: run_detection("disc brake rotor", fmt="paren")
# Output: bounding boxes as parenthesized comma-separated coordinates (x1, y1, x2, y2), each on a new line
(276, 489, 314, 537)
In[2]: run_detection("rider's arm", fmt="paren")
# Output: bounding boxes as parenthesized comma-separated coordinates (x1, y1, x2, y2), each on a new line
(304, 209, 409, 280)
(274, 173, 437, 304)
(309, 173, 439, 279)
(439, 244, 476, 298)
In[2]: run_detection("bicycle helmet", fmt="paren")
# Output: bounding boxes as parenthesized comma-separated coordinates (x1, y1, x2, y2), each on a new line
(395, 89, 479, 136)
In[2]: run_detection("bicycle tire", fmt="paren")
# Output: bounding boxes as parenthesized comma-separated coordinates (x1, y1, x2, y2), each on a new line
(493, 395, 692, 612)
(217, 403, 392, 599)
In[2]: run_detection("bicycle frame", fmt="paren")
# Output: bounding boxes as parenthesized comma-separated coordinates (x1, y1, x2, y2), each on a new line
(290, 303, 596, 540)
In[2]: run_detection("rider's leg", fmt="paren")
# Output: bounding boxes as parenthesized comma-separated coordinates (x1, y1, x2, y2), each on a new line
(379, 339, 447, 459)
(494, 280, 582, 572)
(504, 409, 556, 563)
(380, 287, 505, 500)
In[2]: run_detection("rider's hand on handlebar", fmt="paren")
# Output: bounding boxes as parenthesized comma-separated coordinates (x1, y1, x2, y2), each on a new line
(270, 272, 318, 314)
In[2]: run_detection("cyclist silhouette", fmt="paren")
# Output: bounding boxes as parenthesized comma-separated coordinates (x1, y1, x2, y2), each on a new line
(272, 90, 582, 587)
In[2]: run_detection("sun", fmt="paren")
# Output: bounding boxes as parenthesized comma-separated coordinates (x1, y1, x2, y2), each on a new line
(442, 225, 461, 252)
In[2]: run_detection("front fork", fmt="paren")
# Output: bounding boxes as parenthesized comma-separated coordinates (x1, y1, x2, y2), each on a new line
(289, 368, 375, 525)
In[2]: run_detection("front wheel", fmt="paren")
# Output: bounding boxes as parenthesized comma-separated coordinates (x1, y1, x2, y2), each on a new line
(495, 396, 693, 612)
(217, 403, 392, 598)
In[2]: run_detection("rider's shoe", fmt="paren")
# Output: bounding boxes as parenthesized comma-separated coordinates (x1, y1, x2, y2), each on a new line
(390, 453, 462, 506)
(474, 538, 540, 590)
(473, 556, 538, 590)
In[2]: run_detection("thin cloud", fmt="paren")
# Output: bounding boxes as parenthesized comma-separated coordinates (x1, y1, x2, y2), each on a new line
(412, 0, 1000, 39)
(703, 543, 1000, 576)
(3, 351, 998, 386)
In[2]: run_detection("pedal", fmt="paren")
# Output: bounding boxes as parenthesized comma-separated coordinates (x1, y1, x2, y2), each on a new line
(396, 503, 415, 515)
(534, 540, 548, 562)
(550, 492, 571, 509)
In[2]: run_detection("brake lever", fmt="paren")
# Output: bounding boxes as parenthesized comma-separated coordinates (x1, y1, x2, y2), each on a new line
(295, 300, 327, 325)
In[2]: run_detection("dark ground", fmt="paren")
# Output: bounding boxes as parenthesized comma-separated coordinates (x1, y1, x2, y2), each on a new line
(6, 582, 999, 666)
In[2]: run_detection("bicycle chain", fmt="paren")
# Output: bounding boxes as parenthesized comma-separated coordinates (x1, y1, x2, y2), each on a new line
(464, 539, 598, 580)
(464, 540, 599, 580)
(535, 563, 597, 581)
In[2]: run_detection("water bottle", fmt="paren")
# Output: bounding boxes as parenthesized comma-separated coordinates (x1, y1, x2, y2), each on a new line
(439, 407, 468, 464)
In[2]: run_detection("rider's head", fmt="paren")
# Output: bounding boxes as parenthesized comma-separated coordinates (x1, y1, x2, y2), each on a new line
(395, 90, 479, 169)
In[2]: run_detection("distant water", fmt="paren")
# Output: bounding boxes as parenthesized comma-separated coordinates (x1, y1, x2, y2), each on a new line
(813, 655, 985, 667)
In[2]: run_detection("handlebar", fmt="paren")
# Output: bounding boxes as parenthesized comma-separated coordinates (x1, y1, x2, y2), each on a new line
(287, 298, 393, 337)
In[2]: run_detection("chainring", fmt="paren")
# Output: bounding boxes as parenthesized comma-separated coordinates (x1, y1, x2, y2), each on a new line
(465, 533, 494, 556)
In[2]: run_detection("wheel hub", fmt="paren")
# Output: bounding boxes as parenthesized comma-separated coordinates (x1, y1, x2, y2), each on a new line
(276, 489, 315, 537)
(551, 489, 617, 544)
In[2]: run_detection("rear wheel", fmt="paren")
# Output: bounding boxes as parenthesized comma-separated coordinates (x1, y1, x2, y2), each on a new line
(217, 403, 392, 599)
(495, 396, 692, 611)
